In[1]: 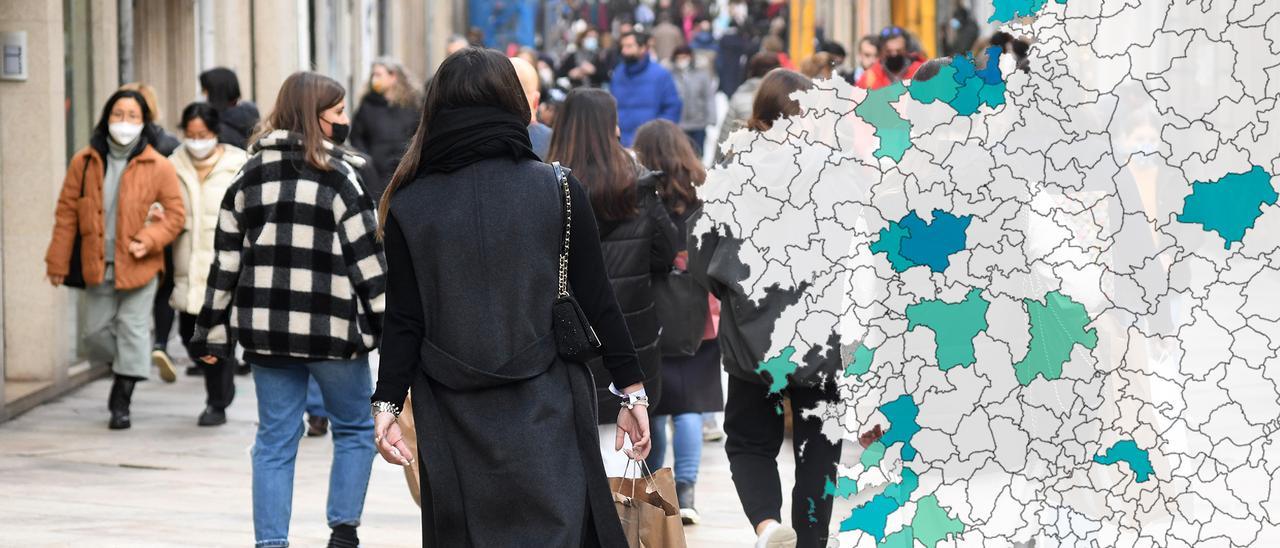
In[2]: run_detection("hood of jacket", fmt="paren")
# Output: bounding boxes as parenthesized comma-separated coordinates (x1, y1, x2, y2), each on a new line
(221, 102, 260, 135)
(252, 129, 369, 171)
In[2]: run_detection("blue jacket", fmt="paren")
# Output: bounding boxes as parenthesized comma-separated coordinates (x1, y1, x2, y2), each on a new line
(611, 56, 683, 146)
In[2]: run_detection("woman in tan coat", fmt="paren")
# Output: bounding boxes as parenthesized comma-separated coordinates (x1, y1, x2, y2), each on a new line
(45, 89, 185, 430)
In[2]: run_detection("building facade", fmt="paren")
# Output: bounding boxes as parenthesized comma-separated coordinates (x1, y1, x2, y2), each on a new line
(0, 0, 463, 422)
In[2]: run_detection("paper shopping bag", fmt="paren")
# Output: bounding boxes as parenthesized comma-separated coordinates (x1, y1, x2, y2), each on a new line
(609, 466, 687, 548)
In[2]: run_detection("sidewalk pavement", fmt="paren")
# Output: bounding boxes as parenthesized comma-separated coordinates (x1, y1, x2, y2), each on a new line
(0, 354, 807, 546)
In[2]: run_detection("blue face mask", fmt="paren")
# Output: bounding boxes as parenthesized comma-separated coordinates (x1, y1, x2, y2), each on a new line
(583, 37, 599, 51)
(950, 18, 962, 30)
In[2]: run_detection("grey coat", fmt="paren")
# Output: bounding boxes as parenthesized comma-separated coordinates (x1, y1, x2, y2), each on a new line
(671, 65, 718, 130)
(714, 76, 763, 163)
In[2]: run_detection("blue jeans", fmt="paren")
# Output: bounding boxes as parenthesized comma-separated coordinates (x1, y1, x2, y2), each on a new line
(645, 413, 703, 485)
(250, 357, 376, 547)
(306, 377, 327, 418)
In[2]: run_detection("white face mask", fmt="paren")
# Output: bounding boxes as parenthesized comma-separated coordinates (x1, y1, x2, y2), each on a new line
(185, 137, 218, 160)
(676, 58, 692, 70)
(108, 122, 144, 145)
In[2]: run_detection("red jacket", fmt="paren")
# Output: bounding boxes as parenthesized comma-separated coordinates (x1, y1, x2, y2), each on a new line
(856, 58, 925, 90)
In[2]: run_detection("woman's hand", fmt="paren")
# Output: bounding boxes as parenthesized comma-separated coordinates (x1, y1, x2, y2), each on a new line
(47, 275, 65, 287)
(128, 239, 149, 259)
(146, 203, 166, 224)
(375, 412, 414, 466)
(615, 405, 651, 460)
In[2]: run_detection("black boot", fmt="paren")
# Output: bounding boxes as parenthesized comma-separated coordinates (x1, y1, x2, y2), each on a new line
(197, 406, 227, 426)
(108, 375, 137, 430)
(327, 524, 359, 548)
(676, 481, 700, 524)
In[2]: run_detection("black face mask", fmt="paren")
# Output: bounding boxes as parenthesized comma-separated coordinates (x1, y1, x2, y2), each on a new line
(623, 55, 644, 65)
(328, 122, 350, 144)
(884, 54, 907, 73)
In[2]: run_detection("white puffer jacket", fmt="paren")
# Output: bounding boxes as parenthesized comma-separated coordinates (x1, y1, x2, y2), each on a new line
(168, 143, 249, 314)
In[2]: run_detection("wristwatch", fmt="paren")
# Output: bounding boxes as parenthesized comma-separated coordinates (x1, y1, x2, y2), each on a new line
(371, 401, 402, 418)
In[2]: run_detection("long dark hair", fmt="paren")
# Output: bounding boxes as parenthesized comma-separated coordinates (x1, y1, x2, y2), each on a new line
(199, 67, 242, 110)
(93, 90, 154, 144)
(747, 69, 813, 132)
(633, 119, 703, 215)
(253, 71, 345, 171)
(547, 88, 636, 222)
(378, 47, 531, 231)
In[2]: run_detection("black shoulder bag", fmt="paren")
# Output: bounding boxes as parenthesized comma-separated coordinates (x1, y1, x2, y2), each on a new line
(551, 162, 603, 363)
(63, 156, 91, 289)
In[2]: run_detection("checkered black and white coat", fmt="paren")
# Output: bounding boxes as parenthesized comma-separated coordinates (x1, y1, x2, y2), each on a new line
(192, 130, 387, 361)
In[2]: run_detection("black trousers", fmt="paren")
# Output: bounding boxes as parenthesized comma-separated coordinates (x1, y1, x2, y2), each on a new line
(724, 374, 841, 547)
(178, 312, 236, 409)
(152, 246, 176, 349)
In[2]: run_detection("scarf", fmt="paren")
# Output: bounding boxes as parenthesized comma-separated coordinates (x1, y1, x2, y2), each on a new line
(623, 55, 652, 77)
(419, 106, 539, 175)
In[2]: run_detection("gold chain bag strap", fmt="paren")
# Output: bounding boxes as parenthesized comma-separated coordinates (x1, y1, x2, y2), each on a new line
(551, 162, 603, 362)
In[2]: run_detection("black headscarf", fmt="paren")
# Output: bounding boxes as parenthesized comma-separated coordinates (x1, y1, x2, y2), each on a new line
(419, 106, 540, 174)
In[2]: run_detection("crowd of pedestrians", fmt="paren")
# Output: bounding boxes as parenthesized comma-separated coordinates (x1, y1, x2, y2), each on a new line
(41, 1, 1027, 545)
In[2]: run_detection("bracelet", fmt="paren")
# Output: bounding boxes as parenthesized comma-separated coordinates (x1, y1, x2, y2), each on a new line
(620, 394, 650, 410)
(371, 401, 402, 418)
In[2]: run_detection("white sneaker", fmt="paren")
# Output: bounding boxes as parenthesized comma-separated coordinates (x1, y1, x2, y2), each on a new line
(679, 507, 701, 525)
(756, 522, 798, 548)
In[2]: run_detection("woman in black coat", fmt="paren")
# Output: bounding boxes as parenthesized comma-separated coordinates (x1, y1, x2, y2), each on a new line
(371, 48, 651, 547)
(350, 57, 422, 198)
(633, 118, 723, 524)
(548, 88, 679, 475)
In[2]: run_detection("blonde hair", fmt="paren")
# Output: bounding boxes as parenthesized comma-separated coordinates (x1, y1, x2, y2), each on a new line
(371, 57, 423, 109)
(120, 82, 162, 122)
(800, 53, 834, 80)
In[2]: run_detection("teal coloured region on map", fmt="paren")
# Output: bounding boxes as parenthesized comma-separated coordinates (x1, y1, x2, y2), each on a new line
(879, 395, 922, 461)
(1176, 165, 1277, 250)
(870, 210, 973, 273)
(949, 76, 986, 116)
(882, 468, 920, 504)
(908, 64, 961, 104)
(989, 0, 1065, 22)
(1013, 291, 1099, 385)
(880, 527, 915, 547)
(756, 346, 798, 394)
(845, 344, 877, 377)
(824, 475, 859, 499)
(911, 495, 966, 548)
(844, 496, 899, 541)
(868, 493, 966, 547)
(870, 220, 914, 271)
(976, 46, 1005, 84)
(1094, 440, 1155, 483)
(861, 440, 887, 468)
(906, 288, 990, 370)
(840, 469, 920, 540)
(855, 81, 912, 162)
(906, 49, 1006, 117)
